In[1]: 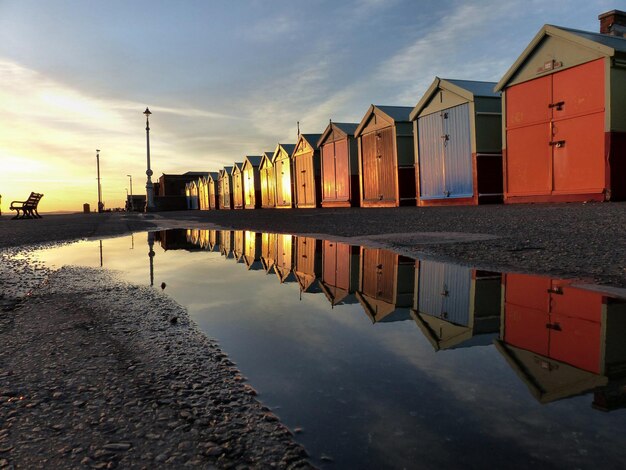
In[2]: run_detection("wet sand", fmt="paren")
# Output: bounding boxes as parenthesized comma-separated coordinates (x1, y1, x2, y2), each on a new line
(0, 204, 624, 468)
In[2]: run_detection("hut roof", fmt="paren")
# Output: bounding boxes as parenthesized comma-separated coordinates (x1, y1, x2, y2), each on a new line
(354, 104, 414, 137)
(317, 122, 359, 147)
(231, 162, 244, 174)
(207, 171, 219, 181)
(294, 133, 323, 153)
(410, 77, 498, 120)
(244, 155, 263, 167)
(272, 143, 296, 162)
(495, 24, 626, 91)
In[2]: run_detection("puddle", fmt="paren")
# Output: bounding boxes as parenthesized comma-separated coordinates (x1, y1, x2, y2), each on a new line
(31, 229, 626, 469)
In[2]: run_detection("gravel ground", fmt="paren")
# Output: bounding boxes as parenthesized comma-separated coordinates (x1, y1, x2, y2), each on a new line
(0, 203, 624, 468)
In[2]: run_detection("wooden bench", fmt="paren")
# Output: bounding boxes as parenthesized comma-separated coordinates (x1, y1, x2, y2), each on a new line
(10, 192, 44, 219)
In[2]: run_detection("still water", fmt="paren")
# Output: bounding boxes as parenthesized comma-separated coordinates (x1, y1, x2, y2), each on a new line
(33, 229, 626, 469)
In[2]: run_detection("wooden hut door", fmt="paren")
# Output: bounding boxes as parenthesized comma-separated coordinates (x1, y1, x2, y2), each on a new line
(417, 261, 471, 325)
(323, 240, 337, 286)
(377, 128, 396, 202)
(334, 140, 350, 201)
(443, 104, 473, 198)
(244, 169, 252, 207)
(361, 248, 394, 303)
(322, 144, 337, 201)
(418, 112, 446, 199)
(361, 133, 379, 201)
(303, 153, 316, 205)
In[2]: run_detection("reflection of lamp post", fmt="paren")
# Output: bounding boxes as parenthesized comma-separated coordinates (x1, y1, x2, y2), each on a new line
(143, 107, 156, 212)
(148, 231, 155, 286)
(127, 174, 134, 211)
(96, 149, 103, 213)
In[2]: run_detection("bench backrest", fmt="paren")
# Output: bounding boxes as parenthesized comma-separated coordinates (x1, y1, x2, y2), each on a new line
(25, 192, 43, 208)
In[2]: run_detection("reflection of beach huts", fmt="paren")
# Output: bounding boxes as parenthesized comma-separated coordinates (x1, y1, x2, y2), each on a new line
(293, 134, 323, 208)
(356, 247, 415, 322)
(207, 172, 220, 209)
(410, 78, 503, 206)
(233, 230, 245, 263)
(218, 167, 233, 210)
(319, 240, 360, 306)
(495, 15, 626, 203)
(231, 163, 245, 209)
(354, 105, 416, 207)
(260, 232, 278, 274)
(242, 156, 262, 209)
(496, 273, 626, 405)
(318, 122, 360, 207)
(273, 144, 296, 209)
(274, 234, 295, 283)
(260, 151, 276, 209)
(207, 230, 220, 252)
(412, 260, 501, 350)
(186, 229, 213, 250)
(294, 236, 322, 293)
(220, 230, 234, 259)
(243, 231, 263, 270)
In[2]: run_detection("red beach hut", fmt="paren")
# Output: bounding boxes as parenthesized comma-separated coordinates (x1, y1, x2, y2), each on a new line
(495, 12, 626, 202)
(292, 134, 322, 208)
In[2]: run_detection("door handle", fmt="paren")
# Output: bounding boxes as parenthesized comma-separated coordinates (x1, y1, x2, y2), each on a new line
(549, 140, 565, 148)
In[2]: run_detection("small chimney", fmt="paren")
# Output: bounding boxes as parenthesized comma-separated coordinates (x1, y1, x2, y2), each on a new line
(599, 10, 626, 37)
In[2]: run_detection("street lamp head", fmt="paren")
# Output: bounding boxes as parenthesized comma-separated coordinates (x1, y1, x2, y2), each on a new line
(96, 149, 100, 154)
(143, 107, 151, 116)
(127, 174, 132, 178)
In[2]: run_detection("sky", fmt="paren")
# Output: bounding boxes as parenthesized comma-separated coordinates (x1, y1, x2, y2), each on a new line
(0, 0, 614, 212)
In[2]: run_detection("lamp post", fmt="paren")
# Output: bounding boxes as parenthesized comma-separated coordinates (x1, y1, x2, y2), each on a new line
(144, 107, 156, 212)
(125, 188, 129, 211)
(96, 149, 103, 213)
(127, 174, 134, 211)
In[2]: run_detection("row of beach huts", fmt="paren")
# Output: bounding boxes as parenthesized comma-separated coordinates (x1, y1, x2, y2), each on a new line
(178, 12, 626, 211)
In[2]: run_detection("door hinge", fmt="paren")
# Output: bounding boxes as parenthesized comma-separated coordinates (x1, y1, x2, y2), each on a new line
(548, 101, 565, 111)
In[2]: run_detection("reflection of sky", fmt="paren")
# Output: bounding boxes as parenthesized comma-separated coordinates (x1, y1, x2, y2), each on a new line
(33, 232, 626, 469)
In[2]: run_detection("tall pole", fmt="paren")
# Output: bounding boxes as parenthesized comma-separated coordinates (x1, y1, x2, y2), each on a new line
(127, 174, 134, 211)
(96, 149, 103, 213)
(144, 107, 156, 212)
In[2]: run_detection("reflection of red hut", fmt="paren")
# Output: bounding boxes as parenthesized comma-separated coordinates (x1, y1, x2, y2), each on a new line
(273, 144, 296, 209)
(260, 232, 278, 274)
(318, 122, 360, 207)
(243, 231, 263, 270)
(259, 151, 276, 209)
(495, 15, 626, 203)
(496, 273, 626, 404)
(242, 156, 262, 209)
(207, 172, 219, 210)
(320, 240, 360, 306)
(294, 236, 322, 293)
(218, 167, 233, 210)
(292, 134, 322, 208)
(354, 105, 416, 207)
(412, 261, 501, 350)
(231, 163, 245, 209)
(274, 234, 295, 283)
(356, 247, 414, 322)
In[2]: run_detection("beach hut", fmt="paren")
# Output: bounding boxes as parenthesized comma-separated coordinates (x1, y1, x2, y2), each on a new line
(272, 143, 296, 209)
(243, 231, 263, 270)
(354, 105, 416, 207)
(318, 122, 360, 207)
(260, 231, 278, 274)
(188, 181, 199, 210)
(410, 78, 503, 206)
(495, 273, 626, 404)
(233, 230, 245, 262)
(242, 155, 263, 209)
(319, 240, 360, 307)
(207, 172, 220, 210)
(218, 167, 233, 210)
(411, 260, 501, 350)
(355, 247, 414, 323)
(292, 134, 323, 208)
(231, 162, 245, 209)
(294, 236, 322, 293)
(274, 233, 295, 283)
(259, 151, 276, 209)
(495, 13, 626, 203)
(198, 176, 210, 210)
